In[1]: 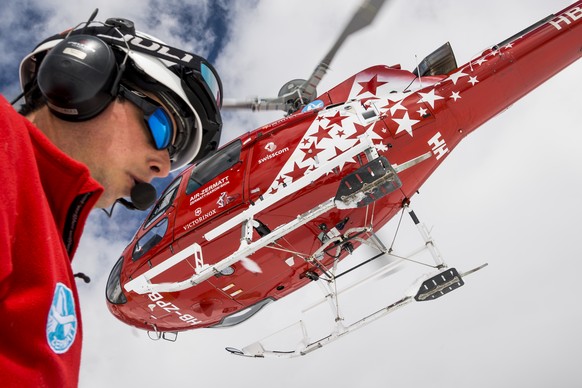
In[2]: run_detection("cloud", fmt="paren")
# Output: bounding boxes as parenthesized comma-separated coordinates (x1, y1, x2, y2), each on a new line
(0, 1, 54, 97)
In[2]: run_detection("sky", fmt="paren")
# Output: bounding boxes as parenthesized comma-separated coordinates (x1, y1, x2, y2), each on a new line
(2, 0, 582, 387)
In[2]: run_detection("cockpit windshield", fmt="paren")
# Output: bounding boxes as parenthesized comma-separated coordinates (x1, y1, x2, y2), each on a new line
(186, 140, 242, 195)
(144, 176, 182, 229)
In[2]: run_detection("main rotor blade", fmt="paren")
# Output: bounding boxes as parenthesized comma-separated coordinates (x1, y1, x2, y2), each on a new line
(222, 97, 289, 112)
(300, 0, 390, 100)
(222, 0, 390, 113)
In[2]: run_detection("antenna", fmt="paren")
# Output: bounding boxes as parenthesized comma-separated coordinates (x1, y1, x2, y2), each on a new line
(414, 54, 423, 88)
(81, 8, 99, 34)
(65, 8, 99, 39)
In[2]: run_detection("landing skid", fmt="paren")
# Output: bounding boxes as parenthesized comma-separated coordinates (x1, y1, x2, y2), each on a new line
(226, 203, 487, 358)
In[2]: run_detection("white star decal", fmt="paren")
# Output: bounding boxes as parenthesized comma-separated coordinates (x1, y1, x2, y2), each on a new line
(388, 99, 406, 115)
(374, 142, 389, 152)
(417, 106, 428, 117)
(447, 69, 469, 85)
(468, 76, 479, 85)
(474, 57, 487, 66)
(418, 89, 444, 109)
(450, 91, 461, 101)
(393, 112, 420, 137)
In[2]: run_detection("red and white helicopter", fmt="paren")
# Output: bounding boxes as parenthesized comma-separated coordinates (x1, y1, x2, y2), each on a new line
(106, 0, 582, 357)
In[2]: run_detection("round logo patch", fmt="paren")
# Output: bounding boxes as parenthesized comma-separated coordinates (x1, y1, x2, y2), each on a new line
(46, 282, 78, 354)
(302, 99, 324, 112)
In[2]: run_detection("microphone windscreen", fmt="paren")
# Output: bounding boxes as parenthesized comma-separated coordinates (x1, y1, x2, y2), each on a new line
(130, 182, 157, 210)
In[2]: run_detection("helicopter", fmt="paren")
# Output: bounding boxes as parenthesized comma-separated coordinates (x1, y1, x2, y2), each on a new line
(105, 0, 582, 357)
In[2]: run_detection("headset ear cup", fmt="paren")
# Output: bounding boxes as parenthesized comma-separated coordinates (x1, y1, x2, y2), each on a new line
(37, 34, 118, 121)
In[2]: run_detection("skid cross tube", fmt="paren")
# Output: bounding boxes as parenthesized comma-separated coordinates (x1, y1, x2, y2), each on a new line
(405, 203, 445, 268)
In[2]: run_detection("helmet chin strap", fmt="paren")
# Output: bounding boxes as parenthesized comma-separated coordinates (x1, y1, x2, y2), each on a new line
(103, 181, 157, 217)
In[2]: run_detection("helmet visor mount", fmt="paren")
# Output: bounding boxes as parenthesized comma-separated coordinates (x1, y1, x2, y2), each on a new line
(200, 63, 221, 110)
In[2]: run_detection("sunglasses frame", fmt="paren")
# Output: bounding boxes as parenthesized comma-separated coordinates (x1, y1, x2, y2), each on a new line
(118, 85, 174, 150)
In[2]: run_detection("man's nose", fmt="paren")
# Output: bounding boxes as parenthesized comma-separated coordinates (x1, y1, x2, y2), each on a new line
(148, 150, 171, 178)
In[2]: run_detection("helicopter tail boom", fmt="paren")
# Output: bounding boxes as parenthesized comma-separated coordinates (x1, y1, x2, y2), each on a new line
(436, 2, 582, 143)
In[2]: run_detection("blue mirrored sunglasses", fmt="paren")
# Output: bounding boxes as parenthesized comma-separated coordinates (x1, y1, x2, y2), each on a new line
(119, 85, 173, 150)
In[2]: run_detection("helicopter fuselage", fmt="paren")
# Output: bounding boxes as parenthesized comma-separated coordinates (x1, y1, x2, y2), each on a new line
(106, 2, 582, 333)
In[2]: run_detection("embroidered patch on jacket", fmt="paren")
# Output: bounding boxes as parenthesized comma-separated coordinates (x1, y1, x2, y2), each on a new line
(46, 282, 78, 354)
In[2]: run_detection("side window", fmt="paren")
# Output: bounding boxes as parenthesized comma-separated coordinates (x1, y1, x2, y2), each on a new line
(133, 218, 169, 261)
(186, 140, 242, 195)
(144, 176, 182, 229)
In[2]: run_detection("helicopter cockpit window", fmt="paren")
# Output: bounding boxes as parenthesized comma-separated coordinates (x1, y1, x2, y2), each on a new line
(144, 176, 182, 229)
(186, 140, 242, 195)
(133, 218, 169, 261)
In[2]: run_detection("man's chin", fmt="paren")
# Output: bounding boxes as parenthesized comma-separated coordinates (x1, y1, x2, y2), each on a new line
(93, 194, 120, 210)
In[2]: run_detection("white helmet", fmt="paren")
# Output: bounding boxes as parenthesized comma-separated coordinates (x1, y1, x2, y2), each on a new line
(18, 16, 223, 171)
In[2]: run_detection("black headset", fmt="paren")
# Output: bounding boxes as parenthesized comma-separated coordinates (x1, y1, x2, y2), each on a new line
(37, 33, 123, 121)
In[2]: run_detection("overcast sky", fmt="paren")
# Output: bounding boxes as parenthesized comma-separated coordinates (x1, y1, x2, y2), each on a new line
(2, 1, 582, 387)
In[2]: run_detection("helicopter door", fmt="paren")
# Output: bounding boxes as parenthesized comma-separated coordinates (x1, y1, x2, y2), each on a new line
(175, 140, 247, 237)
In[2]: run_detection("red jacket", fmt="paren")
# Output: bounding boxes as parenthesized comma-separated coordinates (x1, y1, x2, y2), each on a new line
(0, 95, 103, 387)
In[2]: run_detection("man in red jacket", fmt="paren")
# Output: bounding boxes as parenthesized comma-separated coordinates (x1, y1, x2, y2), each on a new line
(0, 14, 223, 387)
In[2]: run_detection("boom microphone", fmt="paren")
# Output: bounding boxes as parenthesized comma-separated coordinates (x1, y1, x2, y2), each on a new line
(128, 182, 157, 210)
(115, 182, 157, 211)
(103, 182, 157, 217)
